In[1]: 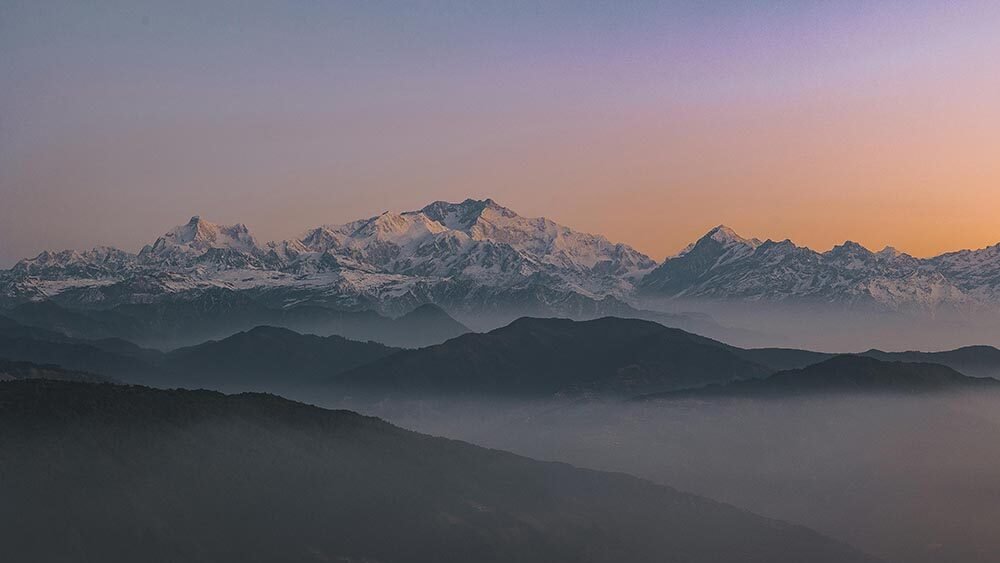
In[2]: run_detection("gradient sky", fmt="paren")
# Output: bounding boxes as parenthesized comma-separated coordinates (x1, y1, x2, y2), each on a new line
(3, 1, 1000, 266)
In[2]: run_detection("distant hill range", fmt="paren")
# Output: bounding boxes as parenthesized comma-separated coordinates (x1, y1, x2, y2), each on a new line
(1, 298, 469, 349)
(0, 379, 875, 563)
(165, 326, 398, 388)
(0, 358, 111, 383)
(642, 355, 1000, 400)
(3, 312, 1000, 399)
(336, 317, 772, 397)
(731, 346, 1000, 380)
(0, 314, 398, 390)
(860, 346, 1000, 379)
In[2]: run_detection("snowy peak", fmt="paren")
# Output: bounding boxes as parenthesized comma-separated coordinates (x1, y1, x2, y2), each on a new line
(361, 211, 447, 245)
(640, 227, 985, 309)
(418, 198, 510, 232)
(281, 199, 655, 283)
(675, 225, 762, 260)
(138, 216, 264, 268)
(12, 200, 1000, 315)
(684, 225, 762, 261)
(704, 225, 760, 248)
(12, 246, 136, 279)
(827, 241, 872, 256)
(157, 216, 258, 253)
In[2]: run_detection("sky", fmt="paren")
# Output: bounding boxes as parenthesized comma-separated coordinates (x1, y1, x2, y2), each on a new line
(2, 0, 1000, 266)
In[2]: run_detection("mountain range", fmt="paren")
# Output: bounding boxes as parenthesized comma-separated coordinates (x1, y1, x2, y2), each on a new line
(335, 317, 772, 397)
(6, 311, 999, 399)
(6, 199, 1000, 349)
(1, 200, 655, 325)
(1, 297, 469, 350)
(0, 314, 400, 389)
(7, 200, 1000, 314)
(640, 225, 1000, 310)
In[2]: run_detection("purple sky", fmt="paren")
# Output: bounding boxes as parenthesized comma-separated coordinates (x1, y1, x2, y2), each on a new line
(2, 1, 1000, 266)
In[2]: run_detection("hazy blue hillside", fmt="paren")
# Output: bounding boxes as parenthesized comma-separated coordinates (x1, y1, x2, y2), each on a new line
(0, 380, 873, 563)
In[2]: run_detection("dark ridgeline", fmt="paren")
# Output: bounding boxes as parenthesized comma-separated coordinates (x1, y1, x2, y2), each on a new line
(165, 325, 398, 386)
(3, 313, 774, 395)
(0, 314, 163, 383)
(733, 346, 1000, 379)
(0, 358, 112, 383)
(861, 346, 1000, 379)
(730, 347, 836, 372)
(7, 309, 1000, 399)
(3, 297, 470, 350)
(0, 312, 421, 389)
(335, 316, 772, 397)
(641, 355, 1000, 400)
(0, 380, 874, 563)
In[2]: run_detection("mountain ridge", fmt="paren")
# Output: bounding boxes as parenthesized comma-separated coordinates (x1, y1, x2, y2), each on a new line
(639, 225, 993, 309)
(1, 199, 658, 323)
(6, 204, 1000, 323)
(335, 316, 772, 398)
(641, 355, 1000, 399)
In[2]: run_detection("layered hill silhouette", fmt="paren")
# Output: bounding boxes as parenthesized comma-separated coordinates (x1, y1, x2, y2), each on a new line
(731, 345, 1000, 379)
(7, 308, 1000, 400)
(0, 314, 164, 383)
(643, 355, 1000, 399)
(3, 297, 469, 349)
(336, 316, 772, 397)
(0, 358, 111, 383)
(165, 326, 398, 387)
(0, 379, 874, 563)
(4, 313, 773, 394)
(0, 315, 400, 389)
(861, 346, 1000, 379)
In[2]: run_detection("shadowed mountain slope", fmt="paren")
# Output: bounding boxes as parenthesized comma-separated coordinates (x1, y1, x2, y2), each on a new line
(3, 298, 469, 349)
(0, 359, 112, 383)
(733, 347, 836, 372)
(0, 316, 165, 384)
(165, 326, 398, 387)
(337, 316, 772, 397)
(643, 355, 999, 399)
(860, 346, 1000, 379)
(0, 380, 875, 563)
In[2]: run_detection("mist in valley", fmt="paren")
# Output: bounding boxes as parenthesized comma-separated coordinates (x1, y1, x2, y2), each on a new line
(641, 298, 1000, 353)
(308, 389, 1000, 563)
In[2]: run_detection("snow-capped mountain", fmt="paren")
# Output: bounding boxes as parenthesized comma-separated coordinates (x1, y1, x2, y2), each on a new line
(0, 200, 655, 318)
(639, 225, 976, 309)
(6, 207, 1000, 318)
(11, 247, 137, 279)
(138, 216, 270, 269)
(276, 199, 653, 287)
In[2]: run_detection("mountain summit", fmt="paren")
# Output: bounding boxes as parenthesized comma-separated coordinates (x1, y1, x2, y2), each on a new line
(2, 200, 654, 321)
(640, 225, 976, 309)
(6, 209, 1000, 320)
(138, 216, 265, 268)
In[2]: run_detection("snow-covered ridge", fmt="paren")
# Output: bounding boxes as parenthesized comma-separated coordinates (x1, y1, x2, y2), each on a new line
(1, 199, 655, 313)
(640, 225, 999, 309)
(6, 209, 1000, 313)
